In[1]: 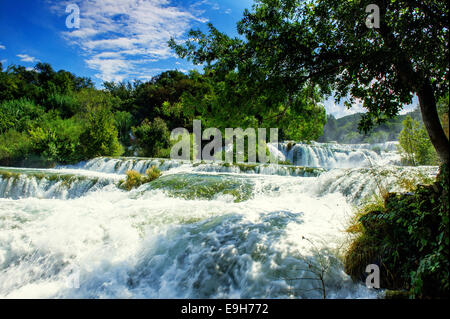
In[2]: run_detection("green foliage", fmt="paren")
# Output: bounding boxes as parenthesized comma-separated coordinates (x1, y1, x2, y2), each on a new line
(0, 61, 327, 164)
(79, 107, 123, 159)
(437, 94, 449, 139)
(45, 93, 81, 118)
(75, 88, 121, 114)
(344, 165, 449, 298)
(29, 117, 85, 164)
(0, 129, 33, 165)
(120, 170, 144, 191)
(119, 166, 162, 191)
(114, 111, 134, 146)
(132, 117, 170, 157)
(319, 110, 419, 144)
(0, 63, 93, 105)
(398, 116, 438, 166)
(170, 0, 449, 161)
(145, 166, 162, 182)
(0, 98, 44, 133)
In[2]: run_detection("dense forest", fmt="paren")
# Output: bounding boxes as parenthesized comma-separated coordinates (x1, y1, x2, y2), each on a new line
(1, 60, 447, 168)
(0, 61, 328, 167)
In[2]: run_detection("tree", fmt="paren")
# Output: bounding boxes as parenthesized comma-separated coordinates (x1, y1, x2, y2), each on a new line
(437, 94, 449, 139)
(0, 98, 44, 133)
(169, 0, 449, 163)
(114, 111, 134, 145)
(399, 116, 438, 166)
(132, 117, 171, 157)
(79, 107, 123, 159)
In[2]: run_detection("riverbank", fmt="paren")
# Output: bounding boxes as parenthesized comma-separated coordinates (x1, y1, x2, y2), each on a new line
(344, 164, 449, 298)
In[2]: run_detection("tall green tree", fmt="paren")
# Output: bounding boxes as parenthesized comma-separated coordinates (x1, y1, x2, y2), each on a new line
(399, 116, 438, 166)
(132, 117, 171, 157)
(170, 0, 449, 163)
(79, 107, 123, 159)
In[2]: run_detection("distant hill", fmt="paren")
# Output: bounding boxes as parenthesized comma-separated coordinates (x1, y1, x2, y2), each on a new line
(317, 109, 422, 144)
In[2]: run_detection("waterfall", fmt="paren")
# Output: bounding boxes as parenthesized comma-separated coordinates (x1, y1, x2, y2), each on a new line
(60, 158, 326, 177)
(269, 141, 401, 168)
(0, 141, 438, 299)
(0, 168, 119, 200)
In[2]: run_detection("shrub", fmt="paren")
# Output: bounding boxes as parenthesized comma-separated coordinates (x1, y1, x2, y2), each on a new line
(45, 93, 81, 118)
(132, 117, 170, 157)
(79, 107, 123, 159)
(120, 170, 144, 191)
(29, 117, 84, 164)
(114, 111, 134, 146)
(144, 166, 162, 182)
(119, 166, 162, 191)
(0, 98, 45, 133)
(398, 116, 438, 166)
(0, 129, 33, 165)
(344, 164, 449, 298)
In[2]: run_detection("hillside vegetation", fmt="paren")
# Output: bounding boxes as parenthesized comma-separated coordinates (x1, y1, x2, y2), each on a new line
(318, 110, 422, 144)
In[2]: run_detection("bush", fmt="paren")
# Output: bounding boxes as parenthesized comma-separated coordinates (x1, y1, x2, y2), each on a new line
(144, 166, 162, 182)
(45, 93, 81, 118)
(114, 111, 134, 146)
(398, 116, 439, 166)
(79, 107, 123, 159)
(132, 117, 170, 157)
(344, 164, 449, 298)
(29, 117, 85, 164)
(120, 170, 143, 191)
(119, 166, 162, 190)
(0, 98, 45, 133)
(0, 129, 33, 165)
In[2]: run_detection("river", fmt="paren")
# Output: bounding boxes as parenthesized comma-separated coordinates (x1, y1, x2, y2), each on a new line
(0, 142, 438, 298)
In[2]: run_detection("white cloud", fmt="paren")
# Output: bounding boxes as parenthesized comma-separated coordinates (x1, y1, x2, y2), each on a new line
(50, 0, 209, 82)
(224, 8, 232, 14)
(324, 95, 419, 119)
(0, 44, 5, 50)
(399, 96, 419, 114)
(324, 98, 366, 119)
(17, 54, 39, 63)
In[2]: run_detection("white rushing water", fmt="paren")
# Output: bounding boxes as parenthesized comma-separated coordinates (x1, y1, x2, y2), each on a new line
(268, 141, 401, 168)
(0, 142, 438, 299)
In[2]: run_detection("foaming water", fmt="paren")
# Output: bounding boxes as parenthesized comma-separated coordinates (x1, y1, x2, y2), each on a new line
(0, 142, 437, 299)
(0, 178, 377, 298)
(61, 157, 325, 177)
(269, 141, 401, 168)
(0, 167, 120, 200)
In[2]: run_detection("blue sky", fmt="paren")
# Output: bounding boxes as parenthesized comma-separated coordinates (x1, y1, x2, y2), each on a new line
(0, 0, 417, 118)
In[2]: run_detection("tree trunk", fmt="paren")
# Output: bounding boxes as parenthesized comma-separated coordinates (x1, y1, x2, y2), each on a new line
(416, 80, 450, 165)
(377, 23, 450, 164)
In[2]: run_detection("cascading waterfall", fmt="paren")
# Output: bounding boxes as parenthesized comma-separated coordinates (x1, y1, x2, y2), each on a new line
(269, 141, 401, 168)
(0, 142, 438, 299)
(61, 157, 325, 177)
(0, 168, 121, 200)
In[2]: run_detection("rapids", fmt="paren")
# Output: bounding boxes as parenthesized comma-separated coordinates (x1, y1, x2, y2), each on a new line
(0, 142, 438, 298)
